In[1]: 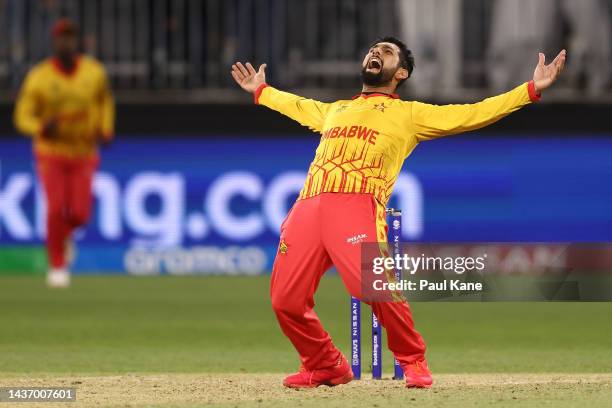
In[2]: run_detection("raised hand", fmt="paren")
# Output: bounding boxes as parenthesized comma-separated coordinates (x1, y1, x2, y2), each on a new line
(533, 50, 566, 93)
(231, 62, 267, 93)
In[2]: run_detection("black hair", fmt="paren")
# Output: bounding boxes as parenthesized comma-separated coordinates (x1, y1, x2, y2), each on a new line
(370, 36, 414, 87)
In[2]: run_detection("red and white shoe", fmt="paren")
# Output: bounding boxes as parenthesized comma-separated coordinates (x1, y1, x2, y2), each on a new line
(403, 359, 433, 388)
(283, 355, 354, 388)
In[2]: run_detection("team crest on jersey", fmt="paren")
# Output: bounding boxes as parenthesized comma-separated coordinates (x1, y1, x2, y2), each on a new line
(278, 240, 288, 254)
(373, 103, 386, 113)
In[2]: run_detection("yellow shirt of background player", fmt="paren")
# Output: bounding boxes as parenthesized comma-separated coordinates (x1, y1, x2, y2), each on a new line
(14, 55, 115, 158)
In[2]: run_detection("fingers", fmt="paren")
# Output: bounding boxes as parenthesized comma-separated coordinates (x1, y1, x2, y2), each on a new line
(245, 62, 257, 75)
(555, 59, 565, 77)
(231, 61, 266, 84)
(236, 62, 250, 78)
(538, 53, 545, 67)
(548, 49, 566, 79)
(231, 64, 245, 80)
(550, 49, 565, 64)
(230, 69, 243, 84)
(556, 49, 566, 72)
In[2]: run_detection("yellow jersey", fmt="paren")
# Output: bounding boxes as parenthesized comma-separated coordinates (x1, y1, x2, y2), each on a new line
(14, 55, 115, 158)
(256, 81, 540, 206)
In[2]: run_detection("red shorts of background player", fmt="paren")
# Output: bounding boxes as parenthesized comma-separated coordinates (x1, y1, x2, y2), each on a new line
(36, 152, 99, 269)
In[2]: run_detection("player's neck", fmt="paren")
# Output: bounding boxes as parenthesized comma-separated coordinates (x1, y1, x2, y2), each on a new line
(52, 54, 80, 76)
(57, 56, 76, 70)
(360, 84, 397, 95)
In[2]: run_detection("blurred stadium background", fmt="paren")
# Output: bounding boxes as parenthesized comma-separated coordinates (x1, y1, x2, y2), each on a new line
(1, 4, 612, 406)
(1, 0, 611, 277)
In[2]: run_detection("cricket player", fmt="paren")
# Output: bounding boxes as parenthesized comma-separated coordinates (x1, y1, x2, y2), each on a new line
(14, 18, 115, 288)
(231, 36, 565, 388)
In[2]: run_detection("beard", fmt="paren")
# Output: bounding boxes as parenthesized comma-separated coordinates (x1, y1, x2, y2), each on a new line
(361, 65, 395, 87)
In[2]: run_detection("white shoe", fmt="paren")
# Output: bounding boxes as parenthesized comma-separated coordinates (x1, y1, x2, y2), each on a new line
(47, 268, 71, 288)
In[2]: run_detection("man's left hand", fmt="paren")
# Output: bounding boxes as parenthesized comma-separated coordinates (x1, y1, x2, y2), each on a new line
(533, 50, 566, 93)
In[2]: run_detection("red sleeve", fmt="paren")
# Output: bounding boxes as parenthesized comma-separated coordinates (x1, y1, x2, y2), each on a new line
(527, 80, 541, 103)
(254, 83, 269, 104)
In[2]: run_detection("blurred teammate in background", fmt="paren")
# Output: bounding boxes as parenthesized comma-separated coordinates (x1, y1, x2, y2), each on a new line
(232, 37, 565, 389)
(14, 18, 115, 288)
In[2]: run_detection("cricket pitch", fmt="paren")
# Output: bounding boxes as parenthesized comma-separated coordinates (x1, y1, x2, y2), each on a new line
(1, 373, 611, 408)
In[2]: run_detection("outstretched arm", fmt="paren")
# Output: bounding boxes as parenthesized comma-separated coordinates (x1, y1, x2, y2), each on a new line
(412, 50, 566, 141)
(231, 62, 331, 132)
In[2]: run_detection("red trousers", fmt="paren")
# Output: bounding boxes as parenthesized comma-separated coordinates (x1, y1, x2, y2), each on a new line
(36, 153, 98, 268)
(271, 193, 426, 370)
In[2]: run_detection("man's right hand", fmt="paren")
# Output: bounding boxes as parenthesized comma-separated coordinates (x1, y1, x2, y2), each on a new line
(231, 62, 267, 93)
(41, 118, 59, 139)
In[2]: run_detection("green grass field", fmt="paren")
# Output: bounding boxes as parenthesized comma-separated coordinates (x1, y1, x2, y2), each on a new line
(1, 275, 611, 407)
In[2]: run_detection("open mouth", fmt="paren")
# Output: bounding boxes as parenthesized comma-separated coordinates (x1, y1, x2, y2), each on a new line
(367, 57, 382, 71)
